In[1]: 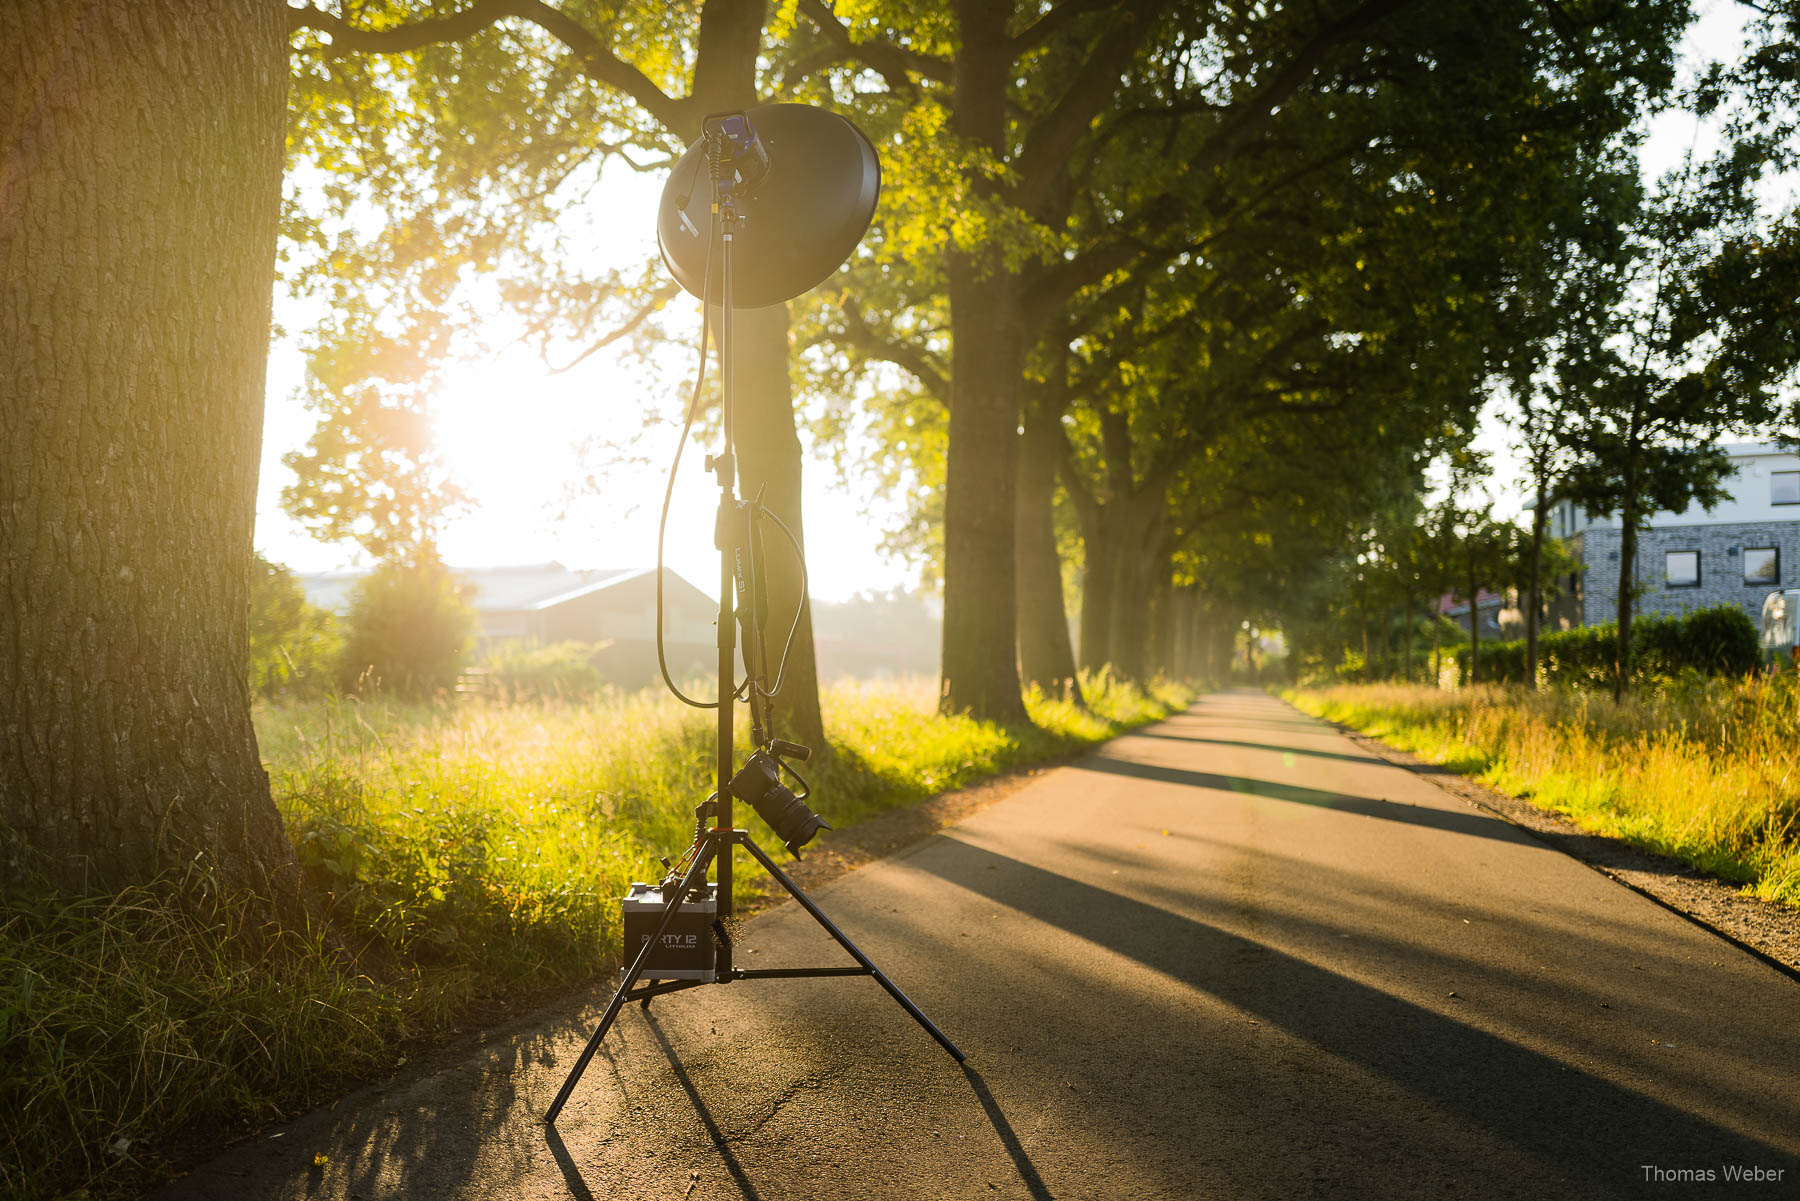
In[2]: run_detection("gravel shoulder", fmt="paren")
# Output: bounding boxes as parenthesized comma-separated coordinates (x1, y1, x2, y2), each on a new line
(1318, 713, 1800, 980)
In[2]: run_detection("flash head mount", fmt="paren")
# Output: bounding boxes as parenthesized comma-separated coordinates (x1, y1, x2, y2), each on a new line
(657, 104, 881, 309)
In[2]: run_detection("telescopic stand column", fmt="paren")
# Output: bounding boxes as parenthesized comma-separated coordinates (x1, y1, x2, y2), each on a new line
(543, 117, 962, 1130)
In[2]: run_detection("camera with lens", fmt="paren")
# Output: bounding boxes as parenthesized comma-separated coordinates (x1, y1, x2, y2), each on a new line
(728, 741, 828, 856)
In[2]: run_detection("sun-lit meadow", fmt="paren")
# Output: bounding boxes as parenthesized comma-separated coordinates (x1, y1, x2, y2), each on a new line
(1, 675, 1188, 1201)
(1287, 679, 1800, 907)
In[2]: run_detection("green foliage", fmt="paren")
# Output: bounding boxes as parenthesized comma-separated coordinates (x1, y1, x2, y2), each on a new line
(482, 640, 607, 701)
(337, 560, 476, 697)
(1288, 677, 1800, 908)
(248, 554, 341, 697)
(0, 678, 1190, 1200)
(0, 871, 404, 1201)
(1453, 605, 1759, 688)
(279, 374, 470, 564)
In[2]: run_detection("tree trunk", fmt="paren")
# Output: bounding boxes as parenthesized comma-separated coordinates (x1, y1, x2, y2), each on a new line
(1402, 585, 1415, 680)
(1614, 503, 1638, 703)
(1431, 607, 1442, 686)
(939, 3, 1027, 722)
(685, 0, 825, 750)
(1526, 474, 1549, 690)
(1109, 546, 1154, 682)
(1465, 555, 1482, 686)
(1358, 582, 1370, 680)
(729, 304, 825, 750)
(1078, 525, 1118, 675)
(1210, 616, 1235, 681)
(1015, 398, 1082, 703)
(1105, 504, 1162, 683)
(1143, 559, 1173, 679)
(0, 0, 300, 902)
(941, 262, 1028, 720)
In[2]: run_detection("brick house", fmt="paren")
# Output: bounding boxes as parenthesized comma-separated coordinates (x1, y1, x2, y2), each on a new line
(1547, 441, 1800, 628)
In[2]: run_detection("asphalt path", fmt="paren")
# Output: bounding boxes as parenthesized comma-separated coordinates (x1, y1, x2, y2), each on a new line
(157, 691, 1800, 1199)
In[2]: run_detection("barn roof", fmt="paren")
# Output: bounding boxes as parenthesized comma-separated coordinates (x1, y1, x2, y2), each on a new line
(298, 562, 661, 616)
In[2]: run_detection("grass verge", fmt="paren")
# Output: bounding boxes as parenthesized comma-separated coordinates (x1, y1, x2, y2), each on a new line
(1285, 679, 1800, 909)
(1, 674, 1190, 1201)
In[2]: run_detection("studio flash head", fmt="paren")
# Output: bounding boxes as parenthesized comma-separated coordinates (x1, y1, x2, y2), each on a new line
(728, 748, 829, 856)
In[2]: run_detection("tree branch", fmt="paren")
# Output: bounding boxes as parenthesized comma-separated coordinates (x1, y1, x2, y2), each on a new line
(1021, 241, 1142, 333)
(829, 297, 951, 402)
(543, 282, 680, 374)
(1183, 0, 1417, 180)
(1013, 0, 1172, 216)
(1009, 0, 1118, 56)
(796, 0, 953, 93)
(287, 1, 694, 134)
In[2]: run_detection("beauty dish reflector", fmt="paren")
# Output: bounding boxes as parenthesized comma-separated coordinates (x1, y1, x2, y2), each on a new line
(657, 104, 881, 309)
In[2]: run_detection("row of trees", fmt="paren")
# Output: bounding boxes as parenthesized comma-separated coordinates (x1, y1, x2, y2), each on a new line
(7, 0, 1799, 907)
(281, 0, 1687, 715)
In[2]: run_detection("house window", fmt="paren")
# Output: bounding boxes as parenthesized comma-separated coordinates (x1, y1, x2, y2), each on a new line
(1745, 547, 1780, 586)
(1666, 550, 1701, 588)
(1774, 472, 1800, 505)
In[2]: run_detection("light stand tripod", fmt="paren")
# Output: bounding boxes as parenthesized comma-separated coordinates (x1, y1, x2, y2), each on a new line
(544, 115, 963, 1127)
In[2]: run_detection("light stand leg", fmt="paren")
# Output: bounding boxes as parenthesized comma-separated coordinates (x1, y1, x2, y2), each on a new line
(545, 840, 719, 1125)
(737, 834, 966, 1063)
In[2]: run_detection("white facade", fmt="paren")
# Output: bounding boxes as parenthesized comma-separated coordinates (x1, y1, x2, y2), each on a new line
(1549, 442, 1800, 535)
(1546, 442, 1800, 627)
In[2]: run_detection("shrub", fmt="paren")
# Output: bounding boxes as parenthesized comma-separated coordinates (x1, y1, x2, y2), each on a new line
(336, 559, 475, 697)
(1455, 604, 1759, 688)
(248, 554, 340, 697)
(483, 640, 607, 700)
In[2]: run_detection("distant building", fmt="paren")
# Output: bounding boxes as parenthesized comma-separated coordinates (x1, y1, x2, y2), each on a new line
(1548, 441, 1800, 627)
(299, 562, 718, 688)
(1438, 590, 1517, 641)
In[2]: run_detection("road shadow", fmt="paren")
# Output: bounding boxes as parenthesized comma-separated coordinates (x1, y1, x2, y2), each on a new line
(1122, 731, 1380, 765)
(544, 1125, 597, 1201)
(1074, 757, 1526, 844)
(150, 1017, 566, 1201)
(645, 1013, 763, 1201)
(960, 1065, 1055, 1200)
(911, 837, 1797, 1197)
(539, 1013, 764, 1201)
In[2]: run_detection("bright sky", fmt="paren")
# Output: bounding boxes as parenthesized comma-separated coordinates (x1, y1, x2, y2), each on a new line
(256, 4, 1774, 586)
(255, 170, 915, 603)
(1471, 0, 1777, 517)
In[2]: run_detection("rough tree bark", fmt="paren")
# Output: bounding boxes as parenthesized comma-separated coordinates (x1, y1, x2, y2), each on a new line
(728, 300, 826, 750)
(1, 0, 301, 902)
(1015, 392, 1083, 703)
(1525, 473, 1549, 690)
(1142, 558, 1173, 678)
(1107, 508, 1165, 682)
(939, 1, 1028, 722)
(672, 0, 827, 751)
(1076, 518, 1117, 675)
(1614, 494, 1640, 703)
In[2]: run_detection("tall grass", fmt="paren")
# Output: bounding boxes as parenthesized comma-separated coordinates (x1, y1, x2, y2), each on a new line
(1287, 679, 1800, 906)
(2, 674, 1190, 1201)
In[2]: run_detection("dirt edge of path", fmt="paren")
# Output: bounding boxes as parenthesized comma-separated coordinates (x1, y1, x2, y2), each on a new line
(1300, 705, 1800, 981)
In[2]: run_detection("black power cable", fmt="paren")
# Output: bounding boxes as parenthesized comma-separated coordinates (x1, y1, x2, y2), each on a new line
(654, 224, 719, 710)
(652, 168, 810, 722)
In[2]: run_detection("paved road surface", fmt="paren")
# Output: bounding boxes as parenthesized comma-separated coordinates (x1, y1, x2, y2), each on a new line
(158, 692, 1800, 1199)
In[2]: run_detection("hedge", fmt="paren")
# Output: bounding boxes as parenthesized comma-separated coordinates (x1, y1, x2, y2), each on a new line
(1455, 605, 1759, 688)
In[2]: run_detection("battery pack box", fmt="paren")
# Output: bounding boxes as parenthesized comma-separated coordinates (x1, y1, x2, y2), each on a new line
(621, 882, 718, 981)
